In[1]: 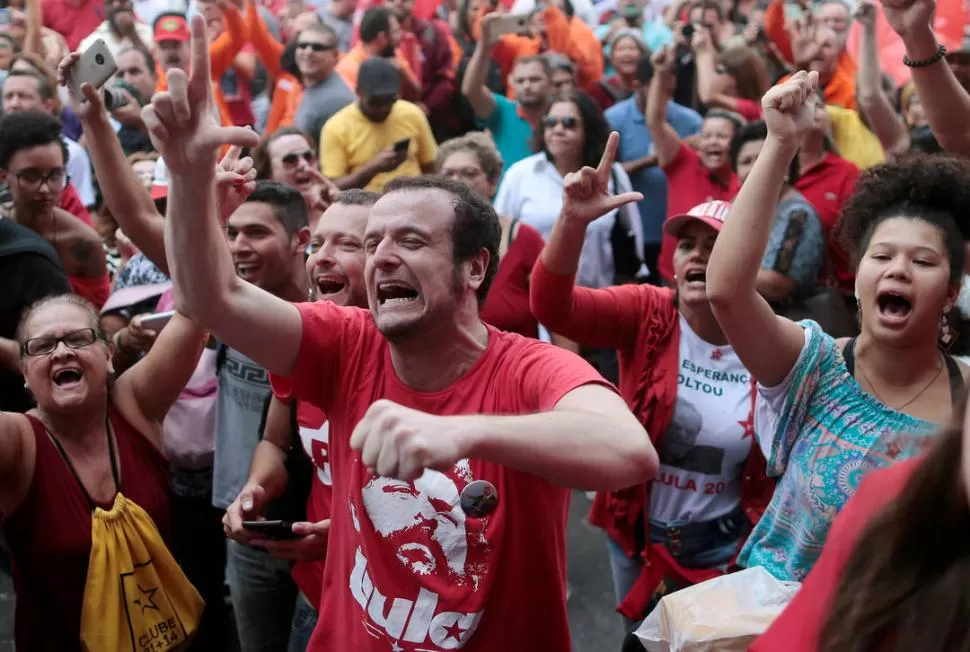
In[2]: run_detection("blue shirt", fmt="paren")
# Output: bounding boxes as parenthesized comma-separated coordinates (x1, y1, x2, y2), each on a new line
(605, 97, 703, 244)
(482, 93, 535, 175)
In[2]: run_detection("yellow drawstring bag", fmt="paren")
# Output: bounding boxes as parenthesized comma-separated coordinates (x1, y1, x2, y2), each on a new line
(80, 494, 205, 652)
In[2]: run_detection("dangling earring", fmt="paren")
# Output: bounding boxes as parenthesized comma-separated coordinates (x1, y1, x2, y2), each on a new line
(940, 307, 957, 352)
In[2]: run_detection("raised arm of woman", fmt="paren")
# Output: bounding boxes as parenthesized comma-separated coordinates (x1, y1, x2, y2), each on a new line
(0, 413, 32, 519)
(646, 46, 685, 169)
(112, 313, 208, 447)
(706, 72, 816, 387)
(531, 133, 646, 349)
(855, 0, 909, 155)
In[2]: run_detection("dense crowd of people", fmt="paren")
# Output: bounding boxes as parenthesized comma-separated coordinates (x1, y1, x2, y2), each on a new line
(1, 0, 970, 648)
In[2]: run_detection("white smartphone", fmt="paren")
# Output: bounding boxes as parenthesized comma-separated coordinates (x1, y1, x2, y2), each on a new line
(70, 39, 118, 101)
(139, 310, 176, 332)
(490, 13, 531, 37)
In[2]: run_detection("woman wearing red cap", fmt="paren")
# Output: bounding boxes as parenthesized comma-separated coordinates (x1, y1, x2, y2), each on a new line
(530, 132, 773, 635)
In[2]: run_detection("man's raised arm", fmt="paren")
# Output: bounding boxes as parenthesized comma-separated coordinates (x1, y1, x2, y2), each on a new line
(141, 15, 303, 377)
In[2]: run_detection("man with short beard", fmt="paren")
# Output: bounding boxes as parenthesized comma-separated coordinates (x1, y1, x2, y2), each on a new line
(144, 18, 658, 650)
(463, 14, 553, 172)
(225, 189, 378, 651)
(79, 0, 154, 57)
(334, 6, 421, 100)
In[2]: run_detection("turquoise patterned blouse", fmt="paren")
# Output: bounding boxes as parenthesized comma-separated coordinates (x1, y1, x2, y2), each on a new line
(739, 320, 941, 581)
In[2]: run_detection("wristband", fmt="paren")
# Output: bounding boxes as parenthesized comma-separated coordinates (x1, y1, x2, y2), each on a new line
(903, 44, 947, 68)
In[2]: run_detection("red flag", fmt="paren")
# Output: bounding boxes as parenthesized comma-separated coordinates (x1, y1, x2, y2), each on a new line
(845, 0, 965, 86)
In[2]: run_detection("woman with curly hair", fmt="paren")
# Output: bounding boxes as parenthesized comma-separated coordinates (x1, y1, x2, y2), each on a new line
(706, 71, 969, 583)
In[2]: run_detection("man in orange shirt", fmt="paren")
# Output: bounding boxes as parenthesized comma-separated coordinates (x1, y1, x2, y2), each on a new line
(335, 6, 422, 101)
(789, 21, 856, 109)
(153, 7, 247, 126)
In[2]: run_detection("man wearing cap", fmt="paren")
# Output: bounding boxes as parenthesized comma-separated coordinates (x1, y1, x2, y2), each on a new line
(531, 194, 774, 635)
(321, 56, 437, 191)
(79, 0, 154, 58)
(153, 7, 247, 127)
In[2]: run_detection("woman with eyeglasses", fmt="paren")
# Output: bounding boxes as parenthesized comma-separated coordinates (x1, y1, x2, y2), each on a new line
(495, 90, 643, 291)
(252, 126, 340, 232)
(436, 132, 546, 339)
(0, 293, 207, 650)
(0, 110, 109, 309)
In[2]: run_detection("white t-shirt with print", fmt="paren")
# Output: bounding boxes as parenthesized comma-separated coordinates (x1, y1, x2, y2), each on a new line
(649, 316, 754, 524)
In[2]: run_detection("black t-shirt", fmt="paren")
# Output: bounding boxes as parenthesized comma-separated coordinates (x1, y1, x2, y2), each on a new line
(0, 219, 71, 413)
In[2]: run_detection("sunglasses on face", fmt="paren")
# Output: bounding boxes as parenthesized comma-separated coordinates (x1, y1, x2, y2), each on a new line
(281, 150, 317, 167)
(542, 116, 579, 130)
(296, 42, 336, 52)
(22, 328, 103, 357)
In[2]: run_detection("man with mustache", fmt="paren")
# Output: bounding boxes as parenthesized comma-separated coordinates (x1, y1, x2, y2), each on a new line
(79, 0, 154, 58)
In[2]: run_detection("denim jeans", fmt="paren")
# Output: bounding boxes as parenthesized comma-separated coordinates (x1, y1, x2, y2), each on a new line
(605, 508, 750, 633)
(227, 539, 299, 652)
(287, 592, 318, 652)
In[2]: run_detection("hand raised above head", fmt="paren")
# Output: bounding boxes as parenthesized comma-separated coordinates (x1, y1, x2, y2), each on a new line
(140, 14, 258, 176)
(761, 70, 819, 146)
(879, 0, 936, 39)
(560, 131, 643, 226)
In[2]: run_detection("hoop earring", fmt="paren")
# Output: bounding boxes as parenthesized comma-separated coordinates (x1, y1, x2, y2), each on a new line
(940, 308, 957, 352)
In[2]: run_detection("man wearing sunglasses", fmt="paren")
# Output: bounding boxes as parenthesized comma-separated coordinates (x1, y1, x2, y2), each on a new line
(292, 24, 355, 145)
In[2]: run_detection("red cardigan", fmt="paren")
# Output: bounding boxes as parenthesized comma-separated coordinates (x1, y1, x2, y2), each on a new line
(530, 259, 775, 620)
(751, 457, 921, 651)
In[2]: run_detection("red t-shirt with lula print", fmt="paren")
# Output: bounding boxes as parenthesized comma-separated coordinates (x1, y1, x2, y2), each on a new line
(271, 302, 611, 651)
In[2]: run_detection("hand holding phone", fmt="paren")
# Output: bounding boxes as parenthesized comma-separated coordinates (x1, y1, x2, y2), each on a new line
(138, 310, 175, 332)
(241, 520, 299, 540)
(489, 13, 532, 38)
(69, 39, 119, 103)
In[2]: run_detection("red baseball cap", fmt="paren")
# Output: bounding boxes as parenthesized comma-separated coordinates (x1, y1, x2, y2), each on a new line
(663, 200, 732, 238)
(153, 13, 189, 43)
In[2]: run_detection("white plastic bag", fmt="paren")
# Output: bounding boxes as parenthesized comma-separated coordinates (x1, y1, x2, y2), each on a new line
(635, 566, 801, 652)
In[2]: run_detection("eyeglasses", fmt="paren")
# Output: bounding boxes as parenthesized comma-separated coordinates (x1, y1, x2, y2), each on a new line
(441, 167, 484, 182)
(542, 116, 579, 130)
(296, 42, 336, 52)
(22, 328, 103, 357)
(12, 168, 68, 192)
(280, 150, 317, 168)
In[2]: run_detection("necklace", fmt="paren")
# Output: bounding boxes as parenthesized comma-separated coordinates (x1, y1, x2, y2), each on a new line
(857, 356, 944, 412)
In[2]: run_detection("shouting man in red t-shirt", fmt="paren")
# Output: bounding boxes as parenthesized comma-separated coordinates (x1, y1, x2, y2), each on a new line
(144, 16, 658, 652)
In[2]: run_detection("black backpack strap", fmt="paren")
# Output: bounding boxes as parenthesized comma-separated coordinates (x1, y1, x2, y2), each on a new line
(945, 354, 964, 407)
(842, 337, 857, 375)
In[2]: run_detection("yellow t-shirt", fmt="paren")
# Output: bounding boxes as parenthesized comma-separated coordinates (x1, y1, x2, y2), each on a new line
(320, 100, 438, 192)
(826, 105, 885, 170)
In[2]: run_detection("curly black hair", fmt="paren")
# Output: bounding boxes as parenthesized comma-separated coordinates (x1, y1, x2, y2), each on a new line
(839, 152, 970, 282)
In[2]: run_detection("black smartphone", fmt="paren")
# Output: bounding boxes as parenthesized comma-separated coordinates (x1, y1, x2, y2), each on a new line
(681, 23, 695, 41)
(241, 520, 299, 540)
(393, 137, 411, 153)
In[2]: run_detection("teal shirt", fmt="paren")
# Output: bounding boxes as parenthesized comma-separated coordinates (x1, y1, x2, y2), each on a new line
(740, 321, 940, 581)
(482, 93, 535, 175)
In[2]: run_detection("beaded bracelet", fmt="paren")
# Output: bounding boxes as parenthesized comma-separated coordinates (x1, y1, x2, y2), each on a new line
(903, 44, 947, 68)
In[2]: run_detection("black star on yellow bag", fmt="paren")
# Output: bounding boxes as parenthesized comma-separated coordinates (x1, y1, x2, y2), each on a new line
(80, 494, 204, 652)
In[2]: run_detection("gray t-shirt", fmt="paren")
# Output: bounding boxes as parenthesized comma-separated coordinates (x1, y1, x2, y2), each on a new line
(318, 8, 354, 52)
(212, 346, 271, 510)
(294, 73, 355, 146)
